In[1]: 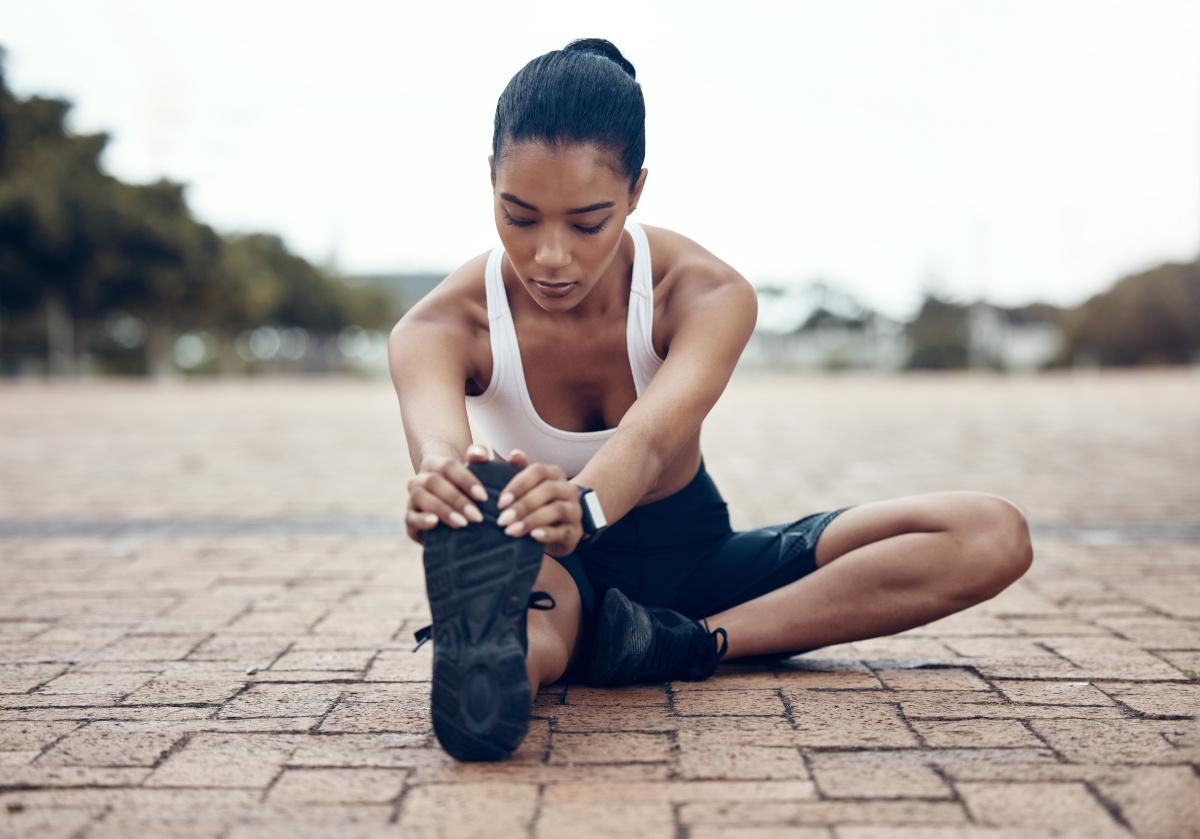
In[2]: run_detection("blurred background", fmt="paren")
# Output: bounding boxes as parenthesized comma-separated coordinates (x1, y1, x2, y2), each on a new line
(0, 0, 1198, 378)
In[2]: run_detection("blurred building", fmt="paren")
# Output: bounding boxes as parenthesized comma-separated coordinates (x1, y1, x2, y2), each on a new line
(742, 281, 910, 371)
(966, 302, 1065, 371)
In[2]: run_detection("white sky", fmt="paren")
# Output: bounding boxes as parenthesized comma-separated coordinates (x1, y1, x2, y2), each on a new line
(3, 0, 1198, 319)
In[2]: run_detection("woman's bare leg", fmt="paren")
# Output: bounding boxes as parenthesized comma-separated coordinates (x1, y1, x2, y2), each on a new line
(708, 491, 1034, 660)
(524, 554, 584, 696)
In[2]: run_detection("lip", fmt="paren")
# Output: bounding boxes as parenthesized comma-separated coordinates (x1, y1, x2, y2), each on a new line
(531, 280, 577, 299)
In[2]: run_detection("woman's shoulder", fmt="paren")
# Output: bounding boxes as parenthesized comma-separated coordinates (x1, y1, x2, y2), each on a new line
(637, 222, 751, 300)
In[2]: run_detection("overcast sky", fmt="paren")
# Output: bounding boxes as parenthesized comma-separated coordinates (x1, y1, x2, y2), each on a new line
(3, 0, 1198, 319)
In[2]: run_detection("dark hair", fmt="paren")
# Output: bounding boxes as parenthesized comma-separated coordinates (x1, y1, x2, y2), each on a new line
(492, 38, 645, 194)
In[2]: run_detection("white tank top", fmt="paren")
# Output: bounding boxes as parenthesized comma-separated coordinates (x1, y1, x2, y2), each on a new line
(464, 220, 664, 478)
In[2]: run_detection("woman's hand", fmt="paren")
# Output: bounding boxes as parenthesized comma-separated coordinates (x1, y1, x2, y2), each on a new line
(495, 450, 584, 557)
(404, 444, 495, 544)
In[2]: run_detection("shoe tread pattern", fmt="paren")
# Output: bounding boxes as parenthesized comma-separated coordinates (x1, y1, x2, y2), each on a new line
(422, 460, 543, 761)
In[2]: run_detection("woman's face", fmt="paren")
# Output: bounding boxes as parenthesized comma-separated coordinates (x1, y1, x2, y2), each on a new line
(490, 141, 646, 311)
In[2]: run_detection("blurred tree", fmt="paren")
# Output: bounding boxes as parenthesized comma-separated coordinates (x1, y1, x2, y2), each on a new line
(1056, 259, 1200, 366)
(0, 51, 117, 373)
(904, 293, 970, 369)
(88, 179, 224, 375)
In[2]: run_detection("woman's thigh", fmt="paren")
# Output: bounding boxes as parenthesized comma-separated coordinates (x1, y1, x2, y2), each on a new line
(813, 490, 1028, 569)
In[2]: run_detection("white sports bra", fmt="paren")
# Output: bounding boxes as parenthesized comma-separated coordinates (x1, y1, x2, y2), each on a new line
(464, 220, 665, 478)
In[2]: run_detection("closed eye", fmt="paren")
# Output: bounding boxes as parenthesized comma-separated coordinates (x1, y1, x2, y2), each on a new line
(504, 212, 609, 236)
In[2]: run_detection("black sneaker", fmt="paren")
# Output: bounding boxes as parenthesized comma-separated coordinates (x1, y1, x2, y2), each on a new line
(587, 587, 729, 686)
(413, 458, 549, 761)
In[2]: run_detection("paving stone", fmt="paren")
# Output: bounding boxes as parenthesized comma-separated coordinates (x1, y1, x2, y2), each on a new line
(783, 699, 919, 748)
(397, 782, 538, 838)
(808, 752, 952, 799)
(956, 781, 1129, 836)
(1093, 765, 1200, 839)
(873, 667, 991, 691)
(146, 733, 301, 788)
(268, 650, 374, 673)
(1093, 681, 1200, 717)
(37, 725, 180, 766)
(690, 827, 832, 839)
(537, 704, 679, 733)
(539, 780, 816, 804)
(285, 734, 437, 767)
(992, 679, 1117, 705)
(900, 697, 1128, 720)
(1029, 718, 1197, 764)
(121, 674, 246, 705)
(536, 801, 675, 839)
(266, 768, 407, 804)
(678, 800, 968, 826)
(217, 683, 342, 719)
(1, 766, 152, 787)
(0, 664, 68, 693)
(671, 688, 787, 716)
(1154, 650, 1200, 676)
(677, 734, 808, 780)
(37, 671, 154, 697)
(564, 685, 669, 706)
(909, 718, 1042, 748)
(0, 719, 78, 751)
(224, 805, 394, 839)
(549, 731, 672, 764)
(362, 648, 431, 682)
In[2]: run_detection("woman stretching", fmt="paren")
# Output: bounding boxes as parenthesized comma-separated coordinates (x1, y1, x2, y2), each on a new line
(388, 38, 1033, 762)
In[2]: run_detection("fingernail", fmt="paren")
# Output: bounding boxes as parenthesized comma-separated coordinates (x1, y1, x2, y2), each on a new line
(424, 514, 437, 525)
(531, 528, 546, 540)
(472, 485, 488, 502)
(505, 521, 525, 536)
(498, 492, 513, 508)
(450, 512, 468, 527)
(497, 509, 515, 526)
(464, 505, 483, 523)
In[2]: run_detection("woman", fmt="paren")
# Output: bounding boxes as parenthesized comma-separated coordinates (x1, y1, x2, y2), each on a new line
(388, 38, 1033, 762)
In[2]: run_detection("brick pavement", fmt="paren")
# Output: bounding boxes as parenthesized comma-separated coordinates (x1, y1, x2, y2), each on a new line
(1, 370, 1198, 837)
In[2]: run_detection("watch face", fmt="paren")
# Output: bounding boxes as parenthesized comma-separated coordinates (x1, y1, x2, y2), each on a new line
(582, 491, 607, 529)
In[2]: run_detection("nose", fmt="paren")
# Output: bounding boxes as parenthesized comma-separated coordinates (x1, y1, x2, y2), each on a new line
(534, 228, 571, 271)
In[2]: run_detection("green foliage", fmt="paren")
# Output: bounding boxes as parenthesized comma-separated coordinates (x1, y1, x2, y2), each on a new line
(905, 294, 969, 370)
(0, 46, 399, 374)
(1056, 260, 1200, 366)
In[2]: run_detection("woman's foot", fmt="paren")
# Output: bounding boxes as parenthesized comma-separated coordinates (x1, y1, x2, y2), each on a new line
(416, 459, 548, 761)
(587, 587, 728, 686)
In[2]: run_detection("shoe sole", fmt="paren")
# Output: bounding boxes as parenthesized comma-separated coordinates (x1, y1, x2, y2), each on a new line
(421, 460, 544, 761)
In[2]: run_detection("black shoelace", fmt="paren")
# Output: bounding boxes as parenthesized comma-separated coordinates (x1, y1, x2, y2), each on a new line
(647, 615, 729, 681)
(411, 590, 557, 652)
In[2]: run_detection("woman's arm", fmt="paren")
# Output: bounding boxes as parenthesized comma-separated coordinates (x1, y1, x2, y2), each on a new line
(388, 298, 493, 540)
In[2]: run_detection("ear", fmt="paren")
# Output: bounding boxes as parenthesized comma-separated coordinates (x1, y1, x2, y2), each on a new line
(628, 167, 648, 211)
(488, 154, 496, 188)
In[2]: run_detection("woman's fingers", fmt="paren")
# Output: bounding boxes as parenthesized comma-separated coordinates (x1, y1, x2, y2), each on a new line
(409, 486, 469, 528)
(445, 459, 489, 506)
(510, 497, 581, 535)
(419, 472, 483, 525)
(498, 461, 565, 510)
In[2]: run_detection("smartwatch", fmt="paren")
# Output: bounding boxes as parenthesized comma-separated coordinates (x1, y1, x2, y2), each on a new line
(574, 485, 608, 548)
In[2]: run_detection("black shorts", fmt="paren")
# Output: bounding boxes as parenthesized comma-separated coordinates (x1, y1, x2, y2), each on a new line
(554, 457, 853, 682)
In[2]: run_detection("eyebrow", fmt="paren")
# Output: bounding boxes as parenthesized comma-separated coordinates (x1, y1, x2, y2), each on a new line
(499, 192, 614, 214)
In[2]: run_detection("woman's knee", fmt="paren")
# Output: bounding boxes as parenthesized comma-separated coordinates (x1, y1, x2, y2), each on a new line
(956, 494, 1034, 602)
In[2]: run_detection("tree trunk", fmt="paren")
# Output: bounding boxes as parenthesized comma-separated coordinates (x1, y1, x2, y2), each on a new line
(45, 290, 76, 377)
(143, 318, 174, 379)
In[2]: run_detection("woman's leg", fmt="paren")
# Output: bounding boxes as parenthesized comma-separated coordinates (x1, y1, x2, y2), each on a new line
(525, 554, 585, 695)
(708, 491, 1033, 660)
